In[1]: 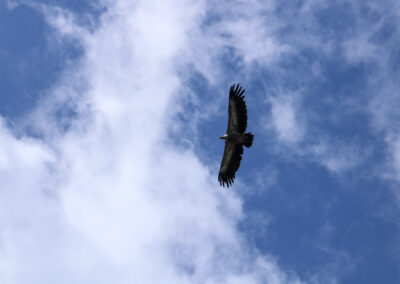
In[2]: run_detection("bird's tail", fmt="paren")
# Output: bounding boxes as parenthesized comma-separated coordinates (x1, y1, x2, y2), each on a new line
(243, 132, 254, 148)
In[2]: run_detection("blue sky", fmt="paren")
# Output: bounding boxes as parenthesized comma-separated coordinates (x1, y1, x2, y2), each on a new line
(1, 0, 399, 283)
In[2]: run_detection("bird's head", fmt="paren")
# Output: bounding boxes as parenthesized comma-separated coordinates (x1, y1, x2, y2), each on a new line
(220, 134, 228, 140)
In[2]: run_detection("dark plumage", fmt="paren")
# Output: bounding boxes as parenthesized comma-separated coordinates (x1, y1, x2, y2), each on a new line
(218, 84, 254, 188)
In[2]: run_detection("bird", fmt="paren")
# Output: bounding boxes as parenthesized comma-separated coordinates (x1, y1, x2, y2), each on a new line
(218, 84, 254, 187)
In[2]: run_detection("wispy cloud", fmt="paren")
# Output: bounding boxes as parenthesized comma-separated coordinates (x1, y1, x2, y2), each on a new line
(339, 0, 400, 186)
(243, 1, 380, 175)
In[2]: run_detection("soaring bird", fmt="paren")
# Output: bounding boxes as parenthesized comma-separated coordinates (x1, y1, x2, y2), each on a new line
(218, 84, 254, 187)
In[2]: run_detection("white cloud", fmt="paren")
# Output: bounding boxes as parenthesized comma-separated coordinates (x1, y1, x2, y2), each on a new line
(208, 0, 290, 66)
(310, 140, 363, 174)
(0, 1, 305, 283)
(387, 136, 400, 181)
(264, 90, 363, 174)
(269, 95, 304, 144)
(5, 0, 19, 10)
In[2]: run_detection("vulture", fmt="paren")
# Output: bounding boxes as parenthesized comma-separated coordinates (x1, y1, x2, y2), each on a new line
(218, 84, 254, 187)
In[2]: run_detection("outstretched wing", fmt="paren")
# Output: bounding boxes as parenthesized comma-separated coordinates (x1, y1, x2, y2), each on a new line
(218, 141, 244, 187)
(226, 84, 248, 134)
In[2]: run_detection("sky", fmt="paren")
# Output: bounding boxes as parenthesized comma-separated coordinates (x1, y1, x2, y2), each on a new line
(0, 0, 400, 283)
